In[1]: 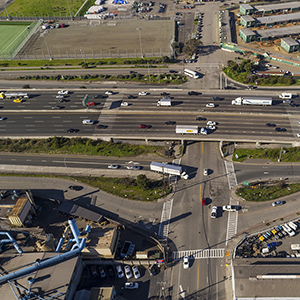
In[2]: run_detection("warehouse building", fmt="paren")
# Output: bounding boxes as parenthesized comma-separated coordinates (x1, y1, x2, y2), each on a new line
(240, 4, 254, 15)
(239, 28, 256, 43)
(240, 15, 256, 27)
(281, 37, 300, 53)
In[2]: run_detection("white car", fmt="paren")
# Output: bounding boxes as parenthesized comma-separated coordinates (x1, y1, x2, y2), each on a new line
(124, 282, 139, 290)
(203, 168, 208, 176)
(223, 205, 236, 212)
(124, 265, 133, 279)
(58, 90, 69, 94)
(127, 165, 141, 170)
(116, 265, 124, 278)
(105, 90, 113, 95)
(206, 103, 215, 108)
(108, 164, 120, 169)
(211, 206, 217, 218)
(207, 121, 216, 126)
(121, 102, 129, 106)
(206, 125, 216, 130)
(297, 133, 300, 138)
(283, 100, 291, 104)
(56, 95, 64, 99)
(132, 265, 141, 279)
(82, 119, 94, 125)
(138, 91, 148, 96)
(183, 256, 189, 269)
(0, 117, 5, 121)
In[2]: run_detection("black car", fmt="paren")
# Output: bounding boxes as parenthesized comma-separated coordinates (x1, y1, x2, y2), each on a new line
(160, 92, 169, 96)
(275, 127, 286, 132)
(93, 94, 104, 99)
(188, 91, 199, 95)
(95, 124, 107, 129)
(169, 70, 178, 73)
(127, 95, 134, 99)
(52, 105, 62, 109)
(196, 116, 206, 121)
(164, 121, 174, 125)
(107, 265, 115, 277)
(58, 99, 66, 103)
(67, 128, 78, 133)
(223, 86, 236, 90)
(212, 97, 221, 101)
(266, 123, 276, 127)
(69, 185, 82, 191)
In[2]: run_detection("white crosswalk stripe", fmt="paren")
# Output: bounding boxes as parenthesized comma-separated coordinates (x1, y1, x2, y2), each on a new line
(225, 199, 239, 246)
(173, 248, 225, 260)
(224, 161, 238, 189)
(158, 198, 173, 239)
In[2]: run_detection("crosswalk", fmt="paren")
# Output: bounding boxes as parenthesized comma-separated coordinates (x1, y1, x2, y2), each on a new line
(158, 198, 173, 239)
(225, 199, 239, 246)
(224, 161, 238, 189)
(173, 248, 225, 260)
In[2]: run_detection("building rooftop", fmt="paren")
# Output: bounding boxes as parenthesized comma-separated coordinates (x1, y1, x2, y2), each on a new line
(282, 37, 299, 46)
(254, 2, 300, 12)
(257, 11, 300, 24)
(240, 28, 256, 36)
(240, 4, 253, 10)
(0, 252, 79, 300)
(257, 24, 300, 39)
(241, 15, 255, 22)
(234, 258, 300, 298)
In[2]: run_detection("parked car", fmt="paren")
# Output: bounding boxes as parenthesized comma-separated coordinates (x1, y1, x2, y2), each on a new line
(116, 265, 124, 278)
(223, 205, 237, 212)
(124, 265, 133, 279)
(98, 266, 106, 278)
(124, 282, 139, 290)
(132, 265, 141, 279)
(90, 266, 99, 277)
(183, 256, 189, 269)
(108, 164, 120, 169)
(211, 206, 217, 218)
(107, 265, 115, 277)
(148, 264, 157, 276)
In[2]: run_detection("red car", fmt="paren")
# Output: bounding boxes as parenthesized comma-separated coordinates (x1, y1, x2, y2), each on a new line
(202, 198, 206, 206)
(140, 124, 150, 129)
(61, 23, 65, 28)
(87, 102, 95, 106)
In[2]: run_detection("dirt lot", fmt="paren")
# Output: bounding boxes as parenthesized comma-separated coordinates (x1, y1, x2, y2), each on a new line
(20, 19, 173, 59)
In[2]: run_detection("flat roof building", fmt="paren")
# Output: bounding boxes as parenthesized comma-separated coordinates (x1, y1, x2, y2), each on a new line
(256, 24, 300, 40)
(240, 28, 256, 43)
(281, 37, 300, 53)
(240, 15, 255, 27)
(254, 2, 300, 14)
(240, 4, 254, 15)
(256, 11, 300, 26)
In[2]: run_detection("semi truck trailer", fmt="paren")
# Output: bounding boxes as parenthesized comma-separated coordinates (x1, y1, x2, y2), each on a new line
(0, 92, 29, 99)
(231, 97, 272, 106)
(175, 125, 207, 135)
(150, 161, 182, 176)
(157, 98, 172, 106)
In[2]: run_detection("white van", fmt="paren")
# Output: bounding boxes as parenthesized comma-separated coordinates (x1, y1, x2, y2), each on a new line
(82, 119, 94, 125)
(282, 224, 295, 236)
(279, 93, 292, 99)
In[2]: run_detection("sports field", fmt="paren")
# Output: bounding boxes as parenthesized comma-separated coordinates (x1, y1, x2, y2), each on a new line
(0, 21, 34, 57)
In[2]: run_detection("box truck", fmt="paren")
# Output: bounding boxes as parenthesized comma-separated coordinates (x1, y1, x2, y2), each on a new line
(157, 98, 172, 106)
(231, 97, 272, 106)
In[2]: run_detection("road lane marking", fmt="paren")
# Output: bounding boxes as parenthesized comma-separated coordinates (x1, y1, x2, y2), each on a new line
(224, 161, 237, 189)
(158, 198, 173, 239)
(173, 248, 225, 260)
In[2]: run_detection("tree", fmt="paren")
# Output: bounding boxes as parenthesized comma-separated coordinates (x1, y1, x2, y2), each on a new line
(183, 39, 203, 56)
(137, 174, 149, 190)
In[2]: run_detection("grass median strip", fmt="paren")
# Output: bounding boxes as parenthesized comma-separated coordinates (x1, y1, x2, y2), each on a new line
(0, 173, 170, 201)
(0, 137, 166, 157)
(236, 181, 300, 202)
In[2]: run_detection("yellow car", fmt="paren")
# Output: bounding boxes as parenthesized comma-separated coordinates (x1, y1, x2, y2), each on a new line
(13, 98, 23, 103)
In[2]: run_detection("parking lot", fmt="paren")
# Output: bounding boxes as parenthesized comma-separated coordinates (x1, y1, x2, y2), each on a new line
(236, 219, 300, 258)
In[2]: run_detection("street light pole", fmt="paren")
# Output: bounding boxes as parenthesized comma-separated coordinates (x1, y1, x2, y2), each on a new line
(136, 28, 143, 58)
(64, 152, 70, 176)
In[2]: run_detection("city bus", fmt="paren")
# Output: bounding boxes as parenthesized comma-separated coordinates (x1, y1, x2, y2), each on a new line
(184, 68, 199, 79)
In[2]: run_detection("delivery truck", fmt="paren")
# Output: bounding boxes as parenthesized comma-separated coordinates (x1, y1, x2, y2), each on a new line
(231, 97, 272, 106)
(175, 125, 207, 135)
(150, 161, 182, 176)
(157, 98, 172, 106)
(0, 92, 29, 99)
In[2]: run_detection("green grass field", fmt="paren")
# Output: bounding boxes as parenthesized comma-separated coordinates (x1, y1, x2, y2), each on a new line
(0, 0, 90, 17)
(0, 22, 34, 57)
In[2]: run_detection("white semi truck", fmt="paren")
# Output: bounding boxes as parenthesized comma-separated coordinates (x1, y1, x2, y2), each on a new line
(157, 98, 172, 106)
(175, 125, 207, 135)
(231, 97, 272, 106)
(150, 161, 182, 176)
